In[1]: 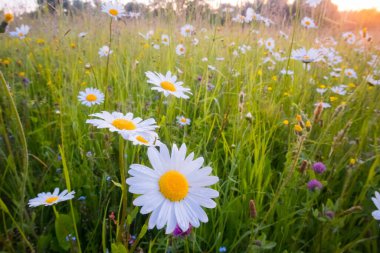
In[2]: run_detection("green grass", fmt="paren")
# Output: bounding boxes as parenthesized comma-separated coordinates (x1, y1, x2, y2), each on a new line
(0, 7, 380, 253)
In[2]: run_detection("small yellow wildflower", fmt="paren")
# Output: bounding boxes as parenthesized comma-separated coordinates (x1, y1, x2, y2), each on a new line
(348, 83, 356, 88)
(283, 120, 289, 125)
(294, 125, 303, 132)
(267, 86, 273, 91)
(36, 38, 45, 45)
(4, 13, 14, 23)
(18, 72, 25, 78)
(70, 42, 76, 49)
(257, 69, 262, 76)
(319, 84, 326, 89)
(296, 114, 302, 122)
(330, 96, 338, 102)
(349, 158, 356, 165)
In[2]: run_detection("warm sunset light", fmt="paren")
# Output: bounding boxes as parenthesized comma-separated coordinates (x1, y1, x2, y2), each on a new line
(1, 0, 380, 14)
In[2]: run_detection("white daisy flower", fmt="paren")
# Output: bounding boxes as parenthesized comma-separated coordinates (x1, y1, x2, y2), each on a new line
(161, 34, 170, 45)
(127, 11, 141, 19)
(367, 75, 380, 86)
(176, 44, 186, 56)
(126, 143, 219, 234)
(301, 17, 317, 29)
(101, 1, 126, 19)
(305, 0, 322, 8)
(180, 24, 195, 37)
(129, 132, 160, 147)
(86, 111, 159, 140)
(9, 24, 30, 39)
(331, 86, 347, 95)
(208, 65, 217, 71)
(98, 45, 113, 58)
(28, 188, 75, 207)
(344, 68, 357, 79)
(192, 38, 199, 46)
(78, 32, 88, 38)
(153, 44, 160, 50)
(314, 102, 331, 108)
(232, 14, 245, 23)
(78, 88, 105, 107)
(145, 71, 192, 99)
(316, 88, 327, 95)
(280, 69, 294, 76)
(201, 57, 208, 62)
(342, 32, 356, 44)
(372, 191, 380, 221)
(176, 116, 191, 126)
(265, 38, 275, 51)
(291, 48, 321, 63)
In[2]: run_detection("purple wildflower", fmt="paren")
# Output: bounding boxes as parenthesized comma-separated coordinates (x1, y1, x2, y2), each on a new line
(307, 179, 323, 191)
(173, 224, 192, 237)
(312, 162, 326, 174)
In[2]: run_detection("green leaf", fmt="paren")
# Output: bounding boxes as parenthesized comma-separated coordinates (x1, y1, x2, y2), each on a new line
(37, 234, 52, 252)
(112, 180, 122, 188)
(126, 207, 139, 225)
(55, 214, 74, 250)
(137, 224, 148, 240)
(111, 242, 128, 253)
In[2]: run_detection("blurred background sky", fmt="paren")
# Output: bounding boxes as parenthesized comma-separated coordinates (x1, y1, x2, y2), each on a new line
(1, 0, 380, 15)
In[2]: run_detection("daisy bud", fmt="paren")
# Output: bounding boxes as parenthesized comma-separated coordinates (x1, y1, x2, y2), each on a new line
(305, 120, 312, 131)
(313, 102, 323, 123)
(249, 199, 257, 218)
(173, 224, 192, 237)
(294, 125, 303, 136)
(299, 160, 308, 173)
(4, 13, 14, 23)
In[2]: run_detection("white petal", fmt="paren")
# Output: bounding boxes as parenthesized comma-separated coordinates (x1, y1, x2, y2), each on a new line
(185, 197, 208, 223)
(190, 187, 219, 198)
(188, 194, 216, 208)
(165, 205, 177, 234)
(372, 210, 380, 220)
(128, 164, 159, 179)
(148, 205, 161, 229)
(156, 200, 172, 229)
(174, 202, 190, 232)
(148, 147, 165, 173)
(188, 175, 219, 187)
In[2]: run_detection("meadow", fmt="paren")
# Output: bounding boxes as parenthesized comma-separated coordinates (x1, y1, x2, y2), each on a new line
(0, 1, 380, 252)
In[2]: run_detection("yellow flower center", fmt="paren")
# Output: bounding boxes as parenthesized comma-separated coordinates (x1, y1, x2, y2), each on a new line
(5, 13, 14, 23)
(185, 28, 190, 33)
(18, 32, 24, 37)
(305, 21, 311, 26)
(45, 196, 59, 204)
(180, 47, 184, 52)
(86, 94, 97, 102)
(160, 81, 176, 92)
(347, 72, 352, 76)
(109, 9, 119, 16)
(136, 135, 149, 144)
(159, 170, 189, 201)
(303, 55, 310, 60)
(180, 118, 187, 123)
(112, 119, 136, 130)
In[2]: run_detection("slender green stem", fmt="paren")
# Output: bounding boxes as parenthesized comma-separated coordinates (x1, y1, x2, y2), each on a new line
(0, 71, 28, 228)
(52, 205, 60, 218)
(116, 136, 128, 249)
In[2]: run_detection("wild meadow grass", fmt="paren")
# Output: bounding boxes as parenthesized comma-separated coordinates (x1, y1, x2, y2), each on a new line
(0, 4, 380, 253)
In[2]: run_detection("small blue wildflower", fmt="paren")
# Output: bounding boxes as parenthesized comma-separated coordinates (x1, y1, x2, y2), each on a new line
(219, 246, 227, 252)
(78, 196, 86, 201)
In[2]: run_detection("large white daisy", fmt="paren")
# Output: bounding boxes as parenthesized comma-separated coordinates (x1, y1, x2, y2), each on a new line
(301, 17, 317, 29)
(9, 24, 30, 39)
(101, 1, 126, 19)
(291, 48, 321, 63)
(28, 188, 75, 207)
(98, 45, 113, 58)
(78, 88, 105, 107)
(145, 71, 192, 99)
(86, 111, 158, 140)
(126, 143, 219, 234)
(180, 24, 195, 37)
